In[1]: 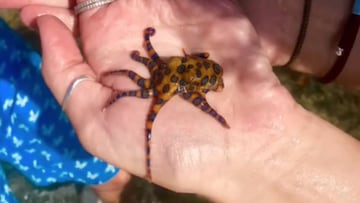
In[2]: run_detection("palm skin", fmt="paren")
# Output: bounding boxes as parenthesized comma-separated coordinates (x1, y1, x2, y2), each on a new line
(3, 0, 300, 200)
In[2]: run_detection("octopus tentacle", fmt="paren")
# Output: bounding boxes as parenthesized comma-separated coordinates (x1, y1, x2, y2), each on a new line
(143, 27, 165, 66)
(107, 89, 153, 105)
(102, 69, 153, 89)
(180, 92, 230, 128)
(145, 96, 169, 181)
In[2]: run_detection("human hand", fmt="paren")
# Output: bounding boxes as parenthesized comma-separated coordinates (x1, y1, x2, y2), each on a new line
(9, 0, 305, 202)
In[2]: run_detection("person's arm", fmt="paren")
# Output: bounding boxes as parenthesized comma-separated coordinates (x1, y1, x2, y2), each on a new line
(204, 106, 360, 203)
(239, 0, 360, 87)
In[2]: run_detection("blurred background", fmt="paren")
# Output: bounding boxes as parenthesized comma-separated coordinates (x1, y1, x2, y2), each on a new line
(0, 9, 359, 203)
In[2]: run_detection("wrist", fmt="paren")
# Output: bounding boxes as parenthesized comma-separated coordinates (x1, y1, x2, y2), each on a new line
(265, 107, 360, 203)
(276, 108, 360, 203)
(201, 103, 360, 203)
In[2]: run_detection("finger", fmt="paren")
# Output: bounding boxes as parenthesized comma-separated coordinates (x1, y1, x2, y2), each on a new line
(0, 0, 73, 8)
(36, 15, 110, 121)
(21, 5, 77, 34)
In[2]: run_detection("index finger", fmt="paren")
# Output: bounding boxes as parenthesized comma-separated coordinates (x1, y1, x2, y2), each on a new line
(0, 0, 74, 8)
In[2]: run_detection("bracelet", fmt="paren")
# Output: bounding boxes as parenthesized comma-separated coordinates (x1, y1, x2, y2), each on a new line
(274, 0, 312, 69)
(318, 0, 360, 83)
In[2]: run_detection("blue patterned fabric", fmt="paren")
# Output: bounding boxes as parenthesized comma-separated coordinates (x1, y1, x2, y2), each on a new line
(0, 18, 119, 202)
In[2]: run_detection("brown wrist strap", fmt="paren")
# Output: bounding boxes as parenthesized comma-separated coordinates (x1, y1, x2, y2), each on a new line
(318, 2, 360, 83)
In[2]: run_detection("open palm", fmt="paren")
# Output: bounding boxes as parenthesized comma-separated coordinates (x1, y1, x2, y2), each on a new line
(10, 0, 298, 197)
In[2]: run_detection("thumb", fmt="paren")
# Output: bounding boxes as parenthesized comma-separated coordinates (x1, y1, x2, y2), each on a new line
(36, 15, 110, 129)
(36, 14, 89, 100)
